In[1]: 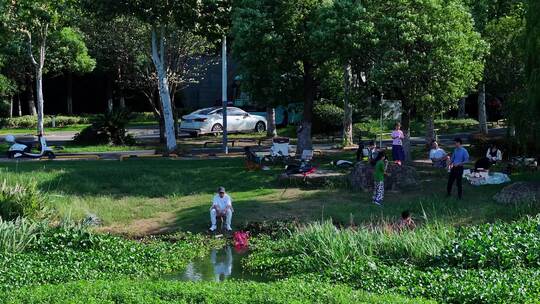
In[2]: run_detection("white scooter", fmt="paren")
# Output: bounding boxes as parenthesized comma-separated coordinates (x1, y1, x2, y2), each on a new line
(4, 135, 56, 159)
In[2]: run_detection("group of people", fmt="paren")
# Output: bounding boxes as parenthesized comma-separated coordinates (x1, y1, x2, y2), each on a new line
(209, 124, 504, 231)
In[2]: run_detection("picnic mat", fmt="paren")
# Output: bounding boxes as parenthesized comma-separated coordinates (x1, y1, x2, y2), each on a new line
(465, 172, 511, 186)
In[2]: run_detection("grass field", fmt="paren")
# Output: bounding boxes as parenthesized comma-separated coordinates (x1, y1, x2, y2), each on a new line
(0, 157, 538, 236)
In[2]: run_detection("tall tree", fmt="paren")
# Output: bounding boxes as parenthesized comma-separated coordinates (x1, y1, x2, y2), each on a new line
(233, 0, 331, 153)
(47, 27, 96, 114)
(467, 0, 523, 134)
(89, 0, 202, 152)
(316, 0, 375, 147)
(80, 15, 148, 113)
(3, 0, 77, 135)
(525, 0, 540, 150)
(372, 0, 486, 159)
(134, 30, 213, 142)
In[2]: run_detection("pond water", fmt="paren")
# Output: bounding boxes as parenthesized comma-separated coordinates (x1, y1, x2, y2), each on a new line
(165, 246, 268, 282)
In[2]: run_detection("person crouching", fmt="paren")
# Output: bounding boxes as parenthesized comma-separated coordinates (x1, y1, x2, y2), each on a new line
(209, 186, 234, 232)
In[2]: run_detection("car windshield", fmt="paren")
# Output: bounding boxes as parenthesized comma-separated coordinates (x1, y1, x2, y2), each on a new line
(192, 107, 219, 115)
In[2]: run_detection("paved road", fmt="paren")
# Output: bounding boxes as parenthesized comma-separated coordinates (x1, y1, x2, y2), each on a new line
(0, 126, 507, 146)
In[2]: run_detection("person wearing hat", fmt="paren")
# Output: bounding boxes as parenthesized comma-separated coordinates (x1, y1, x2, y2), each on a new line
(210, 186, 234, 232)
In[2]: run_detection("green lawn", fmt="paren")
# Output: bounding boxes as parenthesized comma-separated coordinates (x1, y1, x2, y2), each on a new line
(0, 125, 89, 135)
(0, 157, 538, 236)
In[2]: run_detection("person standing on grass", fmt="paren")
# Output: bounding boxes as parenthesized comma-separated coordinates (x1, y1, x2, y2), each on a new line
(447, 138, 469, 199)
(391, 122, 405, 165)
(373, 151, 388, 206)
(209, 186, 233, 232)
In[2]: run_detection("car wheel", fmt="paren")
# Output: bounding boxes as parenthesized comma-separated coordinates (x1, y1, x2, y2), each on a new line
(255, 121, 266, 133)
(211, 124, 223, 136)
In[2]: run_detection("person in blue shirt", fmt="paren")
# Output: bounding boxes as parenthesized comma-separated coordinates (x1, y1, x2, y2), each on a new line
(447, 138, 469, 199)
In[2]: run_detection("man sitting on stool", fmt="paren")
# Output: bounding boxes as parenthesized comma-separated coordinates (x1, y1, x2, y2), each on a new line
(210, 186, 233, 232)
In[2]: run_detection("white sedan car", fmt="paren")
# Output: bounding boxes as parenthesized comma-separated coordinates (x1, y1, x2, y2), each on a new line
(180, 107, 267, 136)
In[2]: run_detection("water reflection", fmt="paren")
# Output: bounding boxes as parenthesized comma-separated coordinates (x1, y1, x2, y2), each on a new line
(210, 246, 233, 281)
(170, 245, 265, 282)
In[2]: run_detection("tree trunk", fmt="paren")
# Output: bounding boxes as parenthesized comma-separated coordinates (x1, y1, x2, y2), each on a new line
(478, 82, 488, 134)
(171, 93, 179, 138)
(151, 27, 177, 152)
(106, 74, 113, 113)
(119, 96, 126, 109)
(342, 63, 353, 147)
(297, 61, 316, 154)
(221, 35, 228, 154)
(8, 96, 13, 118)
(36, 66, 45, 135)
(457, 97, 466, 118)
(66, 71, 73, 115)
(401, 102, 412, 162)
(26, 74, 37, 116)
(16, 92, 22, 116)
(266, 107, 277, 137)
(426, 115, 435, 144)
(159, 113, 166, 144)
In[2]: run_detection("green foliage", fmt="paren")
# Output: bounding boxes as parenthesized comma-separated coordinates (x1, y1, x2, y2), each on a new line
(0, 115, 91, 129)
(525, 0, 540, 151)
(0, 223, 209, 290)
(0, 180, 46, 220)
(74, 109, 135, 146)
(484, 5, 526, 99)
(47, 27, 96, 75)
(245, 217, 540, 303)
(371, 0, 487, 118)
(0, 279, 432, 304)
(313, 102, 344, 134)
(439, 216, 540, 269)
(0, 218, 39, 253)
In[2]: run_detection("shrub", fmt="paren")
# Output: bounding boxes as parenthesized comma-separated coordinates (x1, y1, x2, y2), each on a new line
(0, 115, 93, 129)
(438, 216, 540, 269)
(245, 218, 540, 303)
(0, 218, 39, 253)
(0, 224, 211, 290)
(74, 109, 135, 146)
(0, 279, 433, 304)
(313, 102, 344, 134)
(0, 180, 46, 220)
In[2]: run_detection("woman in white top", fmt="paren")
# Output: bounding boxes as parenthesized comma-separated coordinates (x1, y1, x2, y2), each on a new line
(486, 144, 502, 164)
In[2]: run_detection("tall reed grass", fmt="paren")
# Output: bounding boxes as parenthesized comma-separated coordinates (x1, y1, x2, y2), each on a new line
(0, 218, 39, 253)
(289, 221, 455, 269)
(0, 180, 46, 220)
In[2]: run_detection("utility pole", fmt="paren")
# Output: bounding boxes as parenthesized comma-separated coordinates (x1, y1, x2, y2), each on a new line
(222, 35, 228, 154)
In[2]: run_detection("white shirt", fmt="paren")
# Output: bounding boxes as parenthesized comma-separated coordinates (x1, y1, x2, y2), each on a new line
(429, 148, 446, 160)
(212, 194, 232, 211)
(486, 148, 502, 161)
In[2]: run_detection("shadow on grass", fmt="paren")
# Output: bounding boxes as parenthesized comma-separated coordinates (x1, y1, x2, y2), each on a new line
(166, 170, 540, 232)
(0, 158, 281, 198)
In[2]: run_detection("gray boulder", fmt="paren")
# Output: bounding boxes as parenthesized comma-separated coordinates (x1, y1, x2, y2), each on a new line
(494, 182, 540, 204)
(349, 162, 419, 192)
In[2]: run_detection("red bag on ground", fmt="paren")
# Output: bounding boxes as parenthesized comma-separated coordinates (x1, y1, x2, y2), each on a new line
(233, 231, 249, 249)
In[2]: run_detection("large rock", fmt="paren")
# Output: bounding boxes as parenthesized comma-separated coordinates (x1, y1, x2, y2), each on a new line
(349, 162, 419, 192)
(494, 182, 540, 204)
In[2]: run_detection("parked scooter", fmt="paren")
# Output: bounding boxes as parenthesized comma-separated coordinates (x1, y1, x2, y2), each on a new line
(4, 135, 55, 159)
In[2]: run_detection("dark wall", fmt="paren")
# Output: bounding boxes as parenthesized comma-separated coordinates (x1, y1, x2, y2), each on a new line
(38, 55, 237, 116)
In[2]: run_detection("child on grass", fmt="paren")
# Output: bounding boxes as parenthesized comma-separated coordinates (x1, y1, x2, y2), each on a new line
(372, 151, 387, 206)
